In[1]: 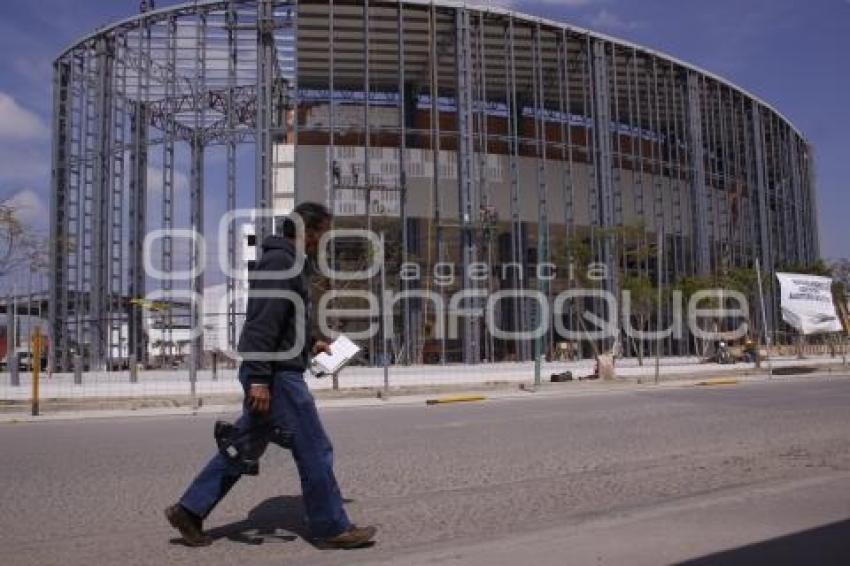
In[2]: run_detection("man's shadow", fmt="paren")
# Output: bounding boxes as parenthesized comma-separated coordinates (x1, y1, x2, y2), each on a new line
(199, 496, 367, 549)
(201, 495, 307, 546)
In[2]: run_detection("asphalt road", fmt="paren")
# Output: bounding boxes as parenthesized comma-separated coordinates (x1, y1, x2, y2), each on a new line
(1, 376, 849, 565)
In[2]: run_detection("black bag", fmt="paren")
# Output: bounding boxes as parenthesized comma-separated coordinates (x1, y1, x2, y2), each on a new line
(550, 371, 573, 383)
(214, 420, 294, 476)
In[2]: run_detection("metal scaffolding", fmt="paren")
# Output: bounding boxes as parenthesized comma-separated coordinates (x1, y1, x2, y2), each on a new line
(49, 0, 821, 372)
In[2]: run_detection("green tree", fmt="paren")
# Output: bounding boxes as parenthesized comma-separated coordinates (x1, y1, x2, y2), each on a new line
(621, 275, 656, 366)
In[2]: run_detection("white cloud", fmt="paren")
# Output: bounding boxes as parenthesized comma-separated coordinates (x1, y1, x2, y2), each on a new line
(588, 9, 642, 31)
(144, 164, 190, 196)
(118, 151, 190, 196)
(4, 188, 48, 227)
(0, 92, 49, 141)
(0, 92, 51, 188)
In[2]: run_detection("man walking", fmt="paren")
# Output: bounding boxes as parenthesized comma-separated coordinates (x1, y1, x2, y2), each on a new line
(166, 202, 376, 549)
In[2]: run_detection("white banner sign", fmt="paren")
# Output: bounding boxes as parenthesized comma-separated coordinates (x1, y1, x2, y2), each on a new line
(775, 272, 843, 335)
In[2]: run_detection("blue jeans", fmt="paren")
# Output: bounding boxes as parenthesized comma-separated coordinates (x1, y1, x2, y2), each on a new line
(179, 368, 351, 539)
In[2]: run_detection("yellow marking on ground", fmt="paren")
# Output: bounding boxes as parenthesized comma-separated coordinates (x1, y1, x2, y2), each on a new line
(696, 378, 740, 387)
(426, 395, 487, 406)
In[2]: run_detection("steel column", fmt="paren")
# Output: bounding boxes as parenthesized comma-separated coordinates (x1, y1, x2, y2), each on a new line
(649, 57, 664, 256)
(477, 12, 495, 362)
(77, 49, 94, 370)
(659, 64, 677, 280)
(505, 17, 527, 360)
(398, 1, 412, 365)
(127, 102, 148, 371)
(715, 85, 732, 269)
(90, 37, 115, 371)
(628, 48, 648, 277)
(255, 0, 275, 244)
(108, 35, 128, 370)
(532, 23, 550, 367)
(49, 60, 72, 372)
(429, 3, 445, 363)
(765, 114, 782, 266)
(686, 72, 710, 275)
(190, 134, 205, 380)
(558, 30, 575, 237)
(455, 8, 479, 364)
(363, 0, 377, 365)
(162, 16, 177, 359)
(751, 101, 776, 333)
(226, 2, 239, 350)
(670, 66, 688, 279)
(590, 39, 616, 296)
(752, 103, 773, 269)
(740, 94, 757, 265)
(190, 9, 207, 380)
(784, 126, 801, 265)
(803, 143, 820, 260)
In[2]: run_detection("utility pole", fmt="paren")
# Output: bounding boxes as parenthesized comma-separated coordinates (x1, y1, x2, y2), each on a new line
(655, 230, 663, 385)
(755, 258, 773, 378)
(380, 233, 389, 397)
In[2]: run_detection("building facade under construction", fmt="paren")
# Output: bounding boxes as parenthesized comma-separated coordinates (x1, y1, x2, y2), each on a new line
(49, 0, 820, 371)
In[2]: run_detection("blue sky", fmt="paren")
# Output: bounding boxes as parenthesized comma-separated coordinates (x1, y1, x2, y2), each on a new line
(0, 0, 847, 261)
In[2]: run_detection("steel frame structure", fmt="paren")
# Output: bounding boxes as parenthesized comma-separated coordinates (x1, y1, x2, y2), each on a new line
(50, 0, 820, 371)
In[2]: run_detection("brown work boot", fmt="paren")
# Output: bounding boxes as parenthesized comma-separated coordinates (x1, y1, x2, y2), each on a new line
(165, 504, 212, 547)
(322, 524, 377, 549)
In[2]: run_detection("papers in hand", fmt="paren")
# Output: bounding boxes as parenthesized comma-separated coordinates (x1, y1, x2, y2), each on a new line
(311, 336, 361, 376)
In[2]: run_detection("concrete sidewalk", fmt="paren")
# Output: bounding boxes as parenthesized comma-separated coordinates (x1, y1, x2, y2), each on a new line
(1, 354, 844, 401)
(2, 366, 847, 423)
